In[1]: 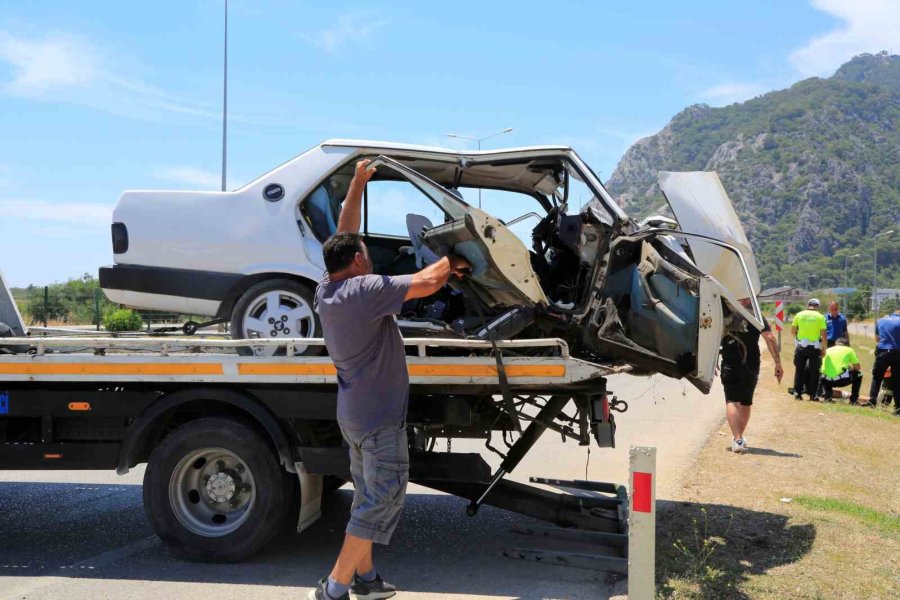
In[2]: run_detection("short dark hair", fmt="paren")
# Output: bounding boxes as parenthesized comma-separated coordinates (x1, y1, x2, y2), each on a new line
(322, 232, 364, 274)
(836, 337, 849, 346)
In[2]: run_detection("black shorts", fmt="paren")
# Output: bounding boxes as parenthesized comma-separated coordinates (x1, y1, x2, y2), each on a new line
(721, 366, 759, 406)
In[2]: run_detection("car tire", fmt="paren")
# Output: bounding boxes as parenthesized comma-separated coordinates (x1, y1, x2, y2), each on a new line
(230, 279, 323, 356)
(143, 417, 294, 562)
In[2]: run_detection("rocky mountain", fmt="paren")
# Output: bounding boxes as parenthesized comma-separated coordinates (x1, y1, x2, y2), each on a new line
(606, 52, 900, 291)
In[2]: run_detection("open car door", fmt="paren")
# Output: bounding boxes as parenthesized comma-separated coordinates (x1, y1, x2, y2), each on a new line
(658, 172, 760, 299)
(591, 173, 761, 393)
(366, 155, 548, 310)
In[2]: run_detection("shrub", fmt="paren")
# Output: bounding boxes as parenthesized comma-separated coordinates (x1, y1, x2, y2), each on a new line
(786, 303, 805, 316)
(103, 309, 144, 332)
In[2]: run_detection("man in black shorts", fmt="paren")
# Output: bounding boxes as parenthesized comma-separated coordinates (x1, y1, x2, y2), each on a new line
(720, 298, 783, 453)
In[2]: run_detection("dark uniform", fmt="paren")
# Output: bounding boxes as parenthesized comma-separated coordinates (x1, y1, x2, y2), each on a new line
(720, 317, 770, 405)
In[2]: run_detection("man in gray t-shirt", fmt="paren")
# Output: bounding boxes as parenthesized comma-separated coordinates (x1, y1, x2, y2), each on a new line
(309, 159, 469, 600)
(316, 272, 414, 431)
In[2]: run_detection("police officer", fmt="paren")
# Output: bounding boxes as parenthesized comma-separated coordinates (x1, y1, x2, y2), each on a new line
(820, 337, 863, 404)
(869, 308, 900, 415)
(791, 298, 828, 400)
(825, 301, 850, 348)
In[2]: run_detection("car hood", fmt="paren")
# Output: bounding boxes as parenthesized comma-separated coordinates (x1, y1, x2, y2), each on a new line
(658, 171, 761, 301)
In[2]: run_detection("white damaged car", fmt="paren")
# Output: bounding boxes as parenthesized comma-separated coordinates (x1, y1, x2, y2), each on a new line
(100, 140, 762, 392)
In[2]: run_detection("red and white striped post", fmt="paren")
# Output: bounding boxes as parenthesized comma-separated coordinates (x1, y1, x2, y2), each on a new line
(774, 300, 784, 352)
(628, 446, 656, 599)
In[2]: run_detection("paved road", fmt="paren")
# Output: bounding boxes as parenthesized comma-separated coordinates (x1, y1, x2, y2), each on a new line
(0, 373, 724, 600)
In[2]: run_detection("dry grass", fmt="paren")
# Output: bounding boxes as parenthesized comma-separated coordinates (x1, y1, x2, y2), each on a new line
(656, 343, 900, 599)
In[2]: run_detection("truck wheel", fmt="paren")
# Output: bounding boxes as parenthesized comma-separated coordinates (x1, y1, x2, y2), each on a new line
(230, 279, 323, 357)
(143, 418, 294, 562)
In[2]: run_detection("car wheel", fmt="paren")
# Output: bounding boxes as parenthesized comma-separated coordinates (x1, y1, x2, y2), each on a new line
(143, 417, 294, 562)
(230, 279, 323, 356)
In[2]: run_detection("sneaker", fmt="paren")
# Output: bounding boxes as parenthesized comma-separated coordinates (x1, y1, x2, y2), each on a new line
(351, 574, 397, 600)
(309, 578, 349, 600)
(731, 438, 746, 454)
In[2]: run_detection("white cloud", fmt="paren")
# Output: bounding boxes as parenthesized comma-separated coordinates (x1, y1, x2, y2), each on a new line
(308, 12, 389, 53)
(698, 82, 769, 105)
(0, 198, 112, 226)
(790, 0, 900, 77)
(0, 31, 98, 94)
(0, 30, 219, 121)
(154, 166, 222, 190)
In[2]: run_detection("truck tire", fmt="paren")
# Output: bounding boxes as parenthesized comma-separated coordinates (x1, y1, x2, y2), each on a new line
(143, 417, 294, 562)
(230, 279, 323, 357)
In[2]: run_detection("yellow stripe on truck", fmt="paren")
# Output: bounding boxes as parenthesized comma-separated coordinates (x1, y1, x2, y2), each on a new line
(0, 363, 224, 376)
(237, 363, 338, 376)
(237, 363, 565, 378)
(0, 361, 565, 379)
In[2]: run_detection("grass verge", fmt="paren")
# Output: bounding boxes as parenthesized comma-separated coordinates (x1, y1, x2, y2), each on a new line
(655, 342, 899, 599)
(792, 496, 900, 537)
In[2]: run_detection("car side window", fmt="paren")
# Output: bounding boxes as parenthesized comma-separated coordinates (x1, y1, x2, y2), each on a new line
(365, 180, 447, 239)
(458, 187, 544, 248)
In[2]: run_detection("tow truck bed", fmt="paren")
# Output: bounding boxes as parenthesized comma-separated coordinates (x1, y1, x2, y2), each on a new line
(0, 335, 627, 567)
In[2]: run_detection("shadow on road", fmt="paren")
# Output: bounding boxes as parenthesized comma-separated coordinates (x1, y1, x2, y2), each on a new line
(0, 481, 614, 599)
(656, 500, 815, 599)
(0, 482, 814, 599)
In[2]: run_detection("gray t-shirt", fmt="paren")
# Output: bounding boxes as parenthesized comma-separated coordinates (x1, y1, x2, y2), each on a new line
(314, 273, 413, 431)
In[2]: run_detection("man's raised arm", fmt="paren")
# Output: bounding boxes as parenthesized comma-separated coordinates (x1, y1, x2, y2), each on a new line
(405, 255, 470, 301)
(336, 159, 375, 234)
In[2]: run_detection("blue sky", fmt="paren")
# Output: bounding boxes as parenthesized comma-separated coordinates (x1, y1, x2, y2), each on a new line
(1, 0, 897, 286)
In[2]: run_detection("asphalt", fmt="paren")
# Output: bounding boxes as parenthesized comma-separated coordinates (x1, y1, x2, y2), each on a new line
(0, 372, 724, 600)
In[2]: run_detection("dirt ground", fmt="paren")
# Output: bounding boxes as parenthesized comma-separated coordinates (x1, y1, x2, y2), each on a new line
(655, 343, 900, 599)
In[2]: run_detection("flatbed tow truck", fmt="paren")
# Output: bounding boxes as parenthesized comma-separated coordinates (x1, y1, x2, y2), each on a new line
(0, 281, 630, 570)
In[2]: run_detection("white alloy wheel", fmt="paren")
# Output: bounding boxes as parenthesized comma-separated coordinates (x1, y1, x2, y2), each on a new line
(239, 287, 318, 356)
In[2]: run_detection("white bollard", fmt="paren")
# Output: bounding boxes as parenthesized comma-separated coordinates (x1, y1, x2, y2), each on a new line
(628, 445, 656, 600)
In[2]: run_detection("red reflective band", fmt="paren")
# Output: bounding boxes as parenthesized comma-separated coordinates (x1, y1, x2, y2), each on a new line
(632, 471, 652, 513)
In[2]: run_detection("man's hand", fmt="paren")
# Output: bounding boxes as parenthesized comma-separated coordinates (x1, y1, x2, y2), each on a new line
(774, 364, 784, 383)
(355, 159, 376, 185)
(447, 254, 471, 277)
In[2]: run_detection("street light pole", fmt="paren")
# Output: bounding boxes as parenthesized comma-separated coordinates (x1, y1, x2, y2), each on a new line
(844, 253, 861, 289)
(873, 229, 895, 315)
(221, 0, 228, 192)
(446, 128, 514, 208)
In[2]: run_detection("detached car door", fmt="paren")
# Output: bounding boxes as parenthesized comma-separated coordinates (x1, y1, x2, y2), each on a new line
(366, 155, 548, 309)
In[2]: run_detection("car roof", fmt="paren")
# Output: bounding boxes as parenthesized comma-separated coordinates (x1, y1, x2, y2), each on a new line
(321, 138, 574, 155)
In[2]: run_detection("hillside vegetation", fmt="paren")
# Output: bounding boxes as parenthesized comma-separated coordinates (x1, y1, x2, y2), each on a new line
(607, 52, 900, 291)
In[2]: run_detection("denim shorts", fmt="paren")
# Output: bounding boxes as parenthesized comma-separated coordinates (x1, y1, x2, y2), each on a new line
(339, 423, 409, 545)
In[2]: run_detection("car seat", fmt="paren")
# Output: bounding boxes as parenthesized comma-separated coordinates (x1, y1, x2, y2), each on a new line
(306, 183, 340, 240)
(406, 214, 440, 268)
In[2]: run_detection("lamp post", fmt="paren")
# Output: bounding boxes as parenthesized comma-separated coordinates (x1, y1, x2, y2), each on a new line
(446, 128, 514, 208)
(844, 253, 861, 289)
(873, 229, 895, 314)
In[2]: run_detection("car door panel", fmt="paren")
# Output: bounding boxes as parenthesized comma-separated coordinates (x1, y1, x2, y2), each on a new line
(366, 155, 548, 308)
(589, 234, 723, 390)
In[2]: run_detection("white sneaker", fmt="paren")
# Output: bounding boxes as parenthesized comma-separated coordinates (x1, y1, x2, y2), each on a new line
(731, 438, 746, 454)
